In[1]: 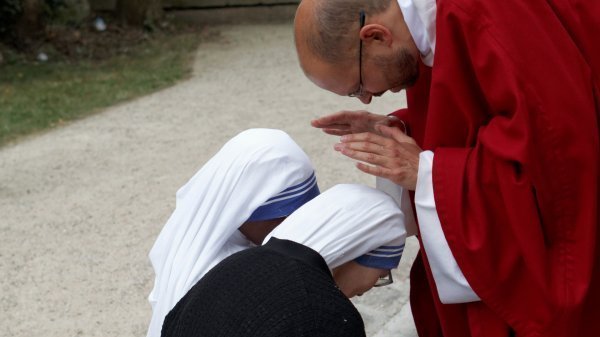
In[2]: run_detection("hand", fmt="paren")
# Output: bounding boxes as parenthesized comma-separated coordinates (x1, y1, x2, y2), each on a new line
(311, 110, 392, 136)
(334, 124, 422, 190)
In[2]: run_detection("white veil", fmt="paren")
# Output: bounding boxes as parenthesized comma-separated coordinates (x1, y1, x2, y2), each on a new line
(146, 129, 318, 337)
(264, 184, 407, 270)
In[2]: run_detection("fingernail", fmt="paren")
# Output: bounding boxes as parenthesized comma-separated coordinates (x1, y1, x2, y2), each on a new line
(334, 143, 343, 151)
(340, 135, 349, 142)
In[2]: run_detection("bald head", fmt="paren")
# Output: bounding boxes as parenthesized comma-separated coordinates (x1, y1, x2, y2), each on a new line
(294, 0, 419, 101)
(294, 0, 394, 64)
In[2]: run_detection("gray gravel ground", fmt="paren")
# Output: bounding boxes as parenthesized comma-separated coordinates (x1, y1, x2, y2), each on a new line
(0, 23, 418, 337)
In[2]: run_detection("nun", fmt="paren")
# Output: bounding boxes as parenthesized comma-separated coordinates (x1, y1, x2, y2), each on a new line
(161, 184, 407, 337)
(146, 129, 320, 337)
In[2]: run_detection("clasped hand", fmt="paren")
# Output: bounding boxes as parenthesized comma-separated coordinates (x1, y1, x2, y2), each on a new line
(312, 110, 422, 191)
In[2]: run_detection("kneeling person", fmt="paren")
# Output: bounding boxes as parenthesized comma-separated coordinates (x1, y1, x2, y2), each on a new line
(147, 129, 319, 337)
(162, 184, 407, 337)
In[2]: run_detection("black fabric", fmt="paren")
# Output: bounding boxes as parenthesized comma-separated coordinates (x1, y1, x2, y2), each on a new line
(161, 238, 366, 337)
(262, 236, 331, 276)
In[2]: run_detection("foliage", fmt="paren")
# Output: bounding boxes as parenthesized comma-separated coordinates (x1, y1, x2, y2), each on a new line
(1, 0, 91, 45)
(0, 0, 23, 37)
(44, 0, 90, 26)
(0, 28, 204, 146)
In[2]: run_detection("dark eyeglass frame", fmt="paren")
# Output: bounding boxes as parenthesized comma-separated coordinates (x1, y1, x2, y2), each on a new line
(348, 10, 367, 98)
(373, 270, 394, 287)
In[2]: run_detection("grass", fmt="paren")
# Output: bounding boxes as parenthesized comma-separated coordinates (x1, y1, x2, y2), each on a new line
(0, 29, 201, 146)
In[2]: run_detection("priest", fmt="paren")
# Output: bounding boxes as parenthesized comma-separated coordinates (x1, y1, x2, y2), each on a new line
(294, 0, 600, 336)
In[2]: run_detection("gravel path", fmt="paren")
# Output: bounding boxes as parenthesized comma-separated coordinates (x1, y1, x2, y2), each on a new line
(0, 23, 418, 337)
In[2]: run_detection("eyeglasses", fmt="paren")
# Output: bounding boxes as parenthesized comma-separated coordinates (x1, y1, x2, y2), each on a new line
(348, 10, 366, 98)
(373, 270, 393, 287)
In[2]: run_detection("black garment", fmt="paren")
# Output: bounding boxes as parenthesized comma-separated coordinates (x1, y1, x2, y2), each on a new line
(161, 238, 366, 337)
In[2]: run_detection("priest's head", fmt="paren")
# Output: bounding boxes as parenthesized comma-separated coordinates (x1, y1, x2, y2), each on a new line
(294, 0, 421, 104)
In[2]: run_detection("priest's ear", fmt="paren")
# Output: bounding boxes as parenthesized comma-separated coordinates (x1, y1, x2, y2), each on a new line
(359, 24, 394, 48)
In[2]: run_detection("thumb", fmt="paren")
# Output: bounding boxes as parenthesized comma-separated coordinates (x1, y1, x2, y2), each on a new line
(377, 124, 416, 144)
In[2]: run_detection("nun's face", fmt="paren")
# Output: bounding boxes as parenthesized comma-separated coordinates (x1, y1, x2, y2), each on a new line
(332, 261, 388, 298)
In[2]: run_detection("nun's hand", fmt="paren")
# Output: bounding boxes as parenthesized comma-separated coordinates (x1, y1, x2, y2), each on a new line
(311, 110, 392, 136)
(334, 124, 422, 191)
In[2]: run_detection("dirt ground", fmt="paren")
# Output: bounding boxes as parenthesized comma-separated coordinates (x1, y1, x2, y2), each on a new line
(0, 23, 418, 337)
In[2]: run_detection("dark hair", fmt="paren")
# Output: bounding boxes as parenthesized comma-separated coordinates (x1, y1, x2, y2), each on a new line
(301, 0, 393, 64)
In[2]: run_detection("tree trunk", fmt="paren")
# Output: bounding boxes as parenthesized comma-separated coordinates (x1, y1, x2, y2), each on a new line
(14, 0, 44, 49)
(115, 0, 163, 27)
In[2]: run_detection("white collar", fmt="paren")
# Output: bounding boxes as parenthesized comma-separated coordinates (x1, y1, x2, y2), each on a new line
(397, 0, 437, 67)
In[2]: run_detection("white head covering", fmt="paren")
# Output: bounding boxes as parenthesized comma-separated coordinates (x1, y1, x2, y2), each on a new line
(146, 129, 319, 337)
(264, 184, 407, 270)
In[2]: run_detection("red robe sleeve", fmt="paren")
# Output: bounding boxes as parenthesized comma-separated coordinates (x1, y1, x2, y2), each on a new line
(395, 0, 600, 336)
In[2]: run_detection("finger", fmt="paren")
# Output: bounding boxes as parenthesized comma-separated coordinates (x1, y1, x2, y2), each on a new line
(312, 120, 352, 133)
(340, 132, 389, 146)
(377, 124, 416, 144)
(336, 140, 391, 157)
(356, 162, 408, 185)
(311, 117, 339, 128)
(311, 111, 356, 127)
(355, 162, 394, 180)
(336, 145, 389, 167)
(312, 118, 341, 128)
(323, 128, 353, 136)
(319, 124, 352, 135)
(320, 124, 352, 131)
(356, 162, 417, 190)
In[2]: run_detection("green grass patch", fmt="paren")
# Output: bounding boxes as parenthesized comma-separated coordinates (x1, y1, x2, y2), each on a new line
(0, 30, 201, 146)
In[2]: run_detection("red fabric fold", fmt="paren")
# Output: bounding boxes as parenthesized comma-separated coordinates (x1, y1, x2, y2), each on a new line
(393, 0, 600, 336)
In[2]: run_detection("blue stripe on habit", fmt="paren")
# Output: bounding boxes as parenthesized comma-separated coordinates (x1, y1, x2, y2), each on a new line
(264, 173, 317, 202)
(247, 173, 320, 221)
(354, 245, 405, 270)
(365, 245, 405, 256)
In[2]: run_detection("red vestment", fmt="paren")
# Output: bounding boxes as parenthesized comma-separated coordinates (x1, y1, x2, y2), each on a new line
(391, 0, 600, 336)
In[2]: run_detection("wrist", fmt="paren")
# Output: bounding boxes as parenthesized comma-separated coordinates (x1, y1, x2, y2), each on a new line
(385, 115, 409, 135)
